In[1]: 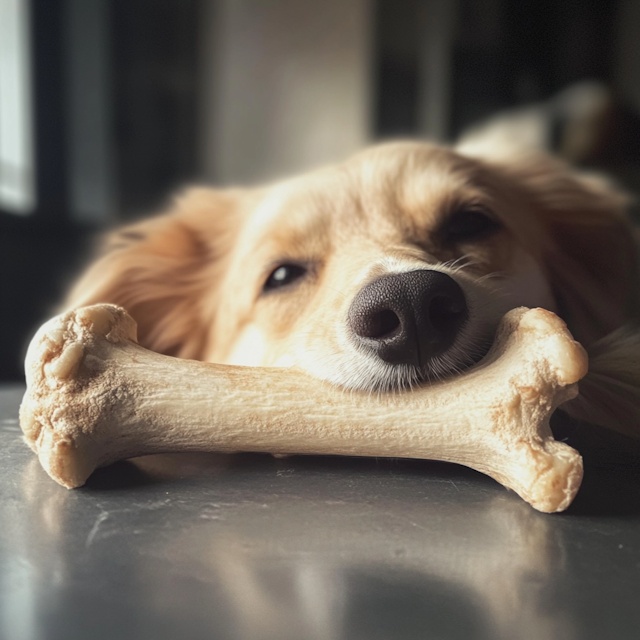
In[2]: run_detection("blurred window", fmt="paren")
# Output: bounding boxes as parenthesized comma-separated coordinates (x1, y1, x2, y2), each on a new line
(0, 0, 35, 215)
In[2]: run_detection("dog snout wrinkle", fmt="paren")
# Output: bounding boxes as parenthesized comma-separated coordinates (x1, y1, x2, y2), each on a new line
(348, 270, 468, 367)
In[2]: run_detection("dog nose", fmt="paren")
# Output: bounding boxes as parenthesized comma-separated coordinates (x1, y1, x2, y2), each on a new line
(347, 270, 468, 367)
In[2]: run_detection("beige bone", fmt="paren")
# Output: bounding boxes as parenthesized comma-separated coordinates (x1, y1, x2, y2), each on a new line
(19, 304, 587, 512)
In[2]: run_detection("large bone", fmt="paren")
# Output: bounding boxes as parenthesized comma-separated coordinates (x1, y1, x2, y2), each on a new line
(20, 304, 587, 512)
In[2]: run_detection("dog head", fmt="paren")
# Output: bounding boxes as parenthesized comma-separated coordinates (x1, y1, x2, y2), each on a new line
(67, 142, 637, 392)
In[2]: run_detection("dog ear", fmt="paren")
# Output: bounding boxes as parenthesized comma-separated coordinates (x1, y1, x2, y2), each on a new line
(65, 187, 247, 359)
(483, 152, 638, 345)
(465, 150, 640, 438)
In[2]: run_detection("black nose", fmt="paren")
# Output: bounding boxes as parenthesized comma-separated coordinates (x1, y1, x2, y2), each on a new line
(347, 270, 468, 367)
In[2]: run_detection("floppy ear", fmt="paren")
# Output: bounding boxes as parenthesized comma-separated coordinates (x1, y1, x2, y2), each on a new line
(65, 187, 247, 359)
(472, 152, 640, 438)
(483, 152, 639, 345)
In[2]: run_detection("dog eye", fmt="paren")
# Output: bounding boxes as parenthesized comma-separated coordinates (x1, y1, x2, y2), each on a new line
(263, 264, 307, 292)
(441, 208, 502, 242)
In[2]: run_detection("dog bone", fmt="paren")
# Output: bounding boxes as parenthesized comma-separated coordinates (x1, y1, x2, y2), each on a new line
(20, 304, 587, 512)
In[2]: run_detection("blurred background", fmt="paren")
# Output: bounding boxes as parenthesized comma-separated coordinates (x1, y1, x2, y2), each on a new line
(2, 0, 640, 381)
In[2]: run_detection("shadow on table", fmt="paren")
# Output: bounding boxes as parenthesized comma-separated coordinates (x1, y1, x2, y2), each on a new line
(552, 415, 640, 517)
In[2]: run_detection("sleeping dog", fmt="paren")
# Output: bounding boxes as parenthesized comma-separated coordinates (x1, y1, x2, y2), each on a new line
(65, 141, 640, 438)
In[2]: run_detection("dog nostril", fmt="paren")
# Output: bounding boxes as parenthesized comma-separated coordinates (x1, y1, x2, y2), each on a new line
(428, 295, 466, 333)
(360, 309, 401, 339)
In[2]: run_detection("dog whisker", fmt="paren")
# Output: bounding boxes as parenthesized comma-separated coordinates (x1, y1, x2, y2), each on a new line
(323, 285, 349, 300)
(476, 271, 509, 284)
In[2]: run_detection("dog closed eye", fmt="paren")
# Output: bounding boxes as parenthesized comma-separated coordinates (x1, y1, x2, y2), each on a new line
(439, 207, 502, 243)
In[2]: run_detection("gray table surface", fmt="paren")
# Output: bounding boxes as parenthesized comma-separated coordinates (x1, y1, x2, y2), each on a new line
(1, 384, 639, 640)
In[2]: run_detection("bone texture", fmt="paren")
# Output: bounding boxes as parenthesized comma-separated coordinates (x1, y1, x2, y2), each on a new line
(20, 304, 587, 512)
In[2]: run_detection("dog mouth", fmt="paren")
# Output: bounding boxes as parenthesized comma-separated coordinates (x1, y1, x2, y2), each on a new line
(297, 308, 500, 394)
(356, 320, 495, 393)
(415, 329, 493, 385)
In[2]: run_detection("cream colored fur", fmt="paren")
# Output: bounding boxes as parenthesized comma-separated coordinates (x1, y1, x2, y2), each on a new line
(65, 142, 640, 439)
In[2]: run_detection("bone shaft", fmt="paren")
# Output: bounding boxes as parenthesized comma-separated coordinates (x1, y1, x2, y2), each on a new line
(98, 346, 484, 465)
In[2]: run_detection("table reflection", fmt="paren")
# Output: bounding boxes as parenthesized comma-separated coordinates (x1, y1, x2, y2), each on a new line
(7, 450, 581, 640)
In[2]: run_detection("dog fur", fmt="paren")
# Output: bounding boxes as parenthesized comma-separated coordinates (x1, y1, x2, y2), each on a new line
(65, 141, 640, 439)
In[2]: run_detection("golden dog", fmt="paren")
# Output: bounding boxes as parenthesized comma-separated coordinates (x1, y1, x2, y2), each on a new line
(66, 141, 640, 438)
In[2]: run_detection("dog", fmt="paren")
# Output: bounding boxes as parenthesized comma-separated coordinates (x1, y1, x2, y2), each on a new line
(65, 141, 640, 439)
